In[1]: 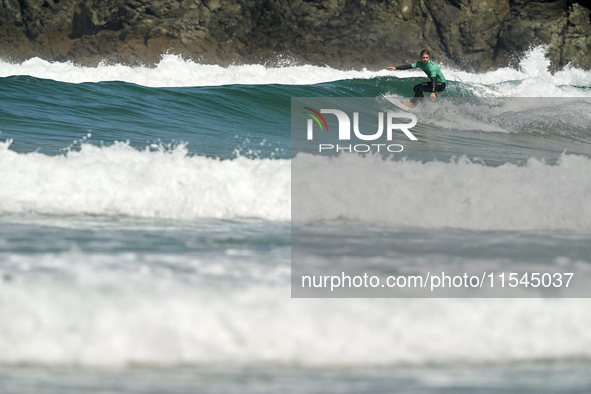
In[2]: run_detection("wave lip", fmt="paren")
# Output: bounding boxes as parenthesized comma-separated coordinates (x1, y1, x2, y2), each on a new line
(0, 140, 291, 221)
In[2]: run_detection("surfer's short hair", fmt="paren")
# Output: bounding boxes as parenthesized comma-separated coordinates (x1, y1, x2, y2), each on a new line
(420, 50, 430, 57)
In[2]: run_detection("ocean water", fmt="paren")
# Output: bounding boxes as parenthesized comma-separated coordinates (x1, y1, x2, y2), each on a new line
(1, 46, 591, 392)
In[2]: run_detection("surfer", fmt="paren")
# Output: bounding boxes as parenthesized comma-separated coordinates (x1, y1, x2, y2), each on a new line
(388, 50, 446, 109)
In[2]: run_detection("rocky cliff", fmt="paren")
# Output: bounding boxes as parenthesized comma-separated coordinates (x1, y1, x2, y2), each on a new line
(0, 0, 590, 71)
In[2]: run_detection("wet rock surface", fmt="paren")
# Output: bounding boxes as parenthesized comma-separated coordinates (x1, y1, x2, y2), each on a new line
(0, 0, 589, 70)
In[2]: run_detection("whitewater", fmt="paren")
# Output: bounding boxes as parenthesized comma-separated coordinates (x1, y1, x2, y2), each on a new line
(0, 45, 588, 93)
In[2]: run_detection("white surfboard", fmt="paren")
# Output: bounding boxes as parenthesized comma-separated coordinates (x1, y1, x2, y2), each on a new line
(384, 96, 413, 112)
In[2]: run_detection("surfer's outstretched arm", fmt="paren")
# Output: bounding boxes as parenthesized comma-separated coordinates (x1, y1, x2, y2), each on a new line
(387, 64, 412, 71)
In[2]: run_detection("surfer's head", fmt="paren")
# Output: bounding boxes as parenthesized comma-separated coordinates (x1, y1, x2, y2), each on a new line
(420, 50, 430, 64)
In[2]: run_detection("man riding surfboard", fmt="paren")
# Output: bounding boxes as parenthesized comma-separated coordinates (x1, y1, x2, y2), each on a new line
(388, 50, 446, 109)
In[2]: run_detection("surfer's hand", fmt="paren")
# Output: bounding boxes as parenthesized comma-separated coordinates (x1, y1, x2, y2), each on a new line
(388, 67, 396, 70)
(430, 92, 436, 102)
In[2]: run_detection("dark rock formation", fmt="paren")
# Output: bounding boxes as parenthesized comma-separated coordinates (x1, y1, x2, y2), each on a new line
(0, 0, 590, 71)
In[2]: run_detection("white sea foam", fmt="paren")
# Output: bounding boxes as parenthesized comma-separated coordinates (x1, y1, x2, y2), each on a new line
(0, 140, 291, 221)
(412, 97, 591, 134)
(443, 46, 591, 97)
(0, 55, 391, 87)
(0, 260, 590, 367)
(2, 140, 591, 231)
(0, 46, 590, 95)
(293, 152, 591, 231)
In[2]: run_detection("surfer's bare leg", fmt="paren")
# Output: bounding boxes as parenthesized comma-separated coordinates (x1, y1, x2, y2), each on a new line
(401, 100, 414, 109)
